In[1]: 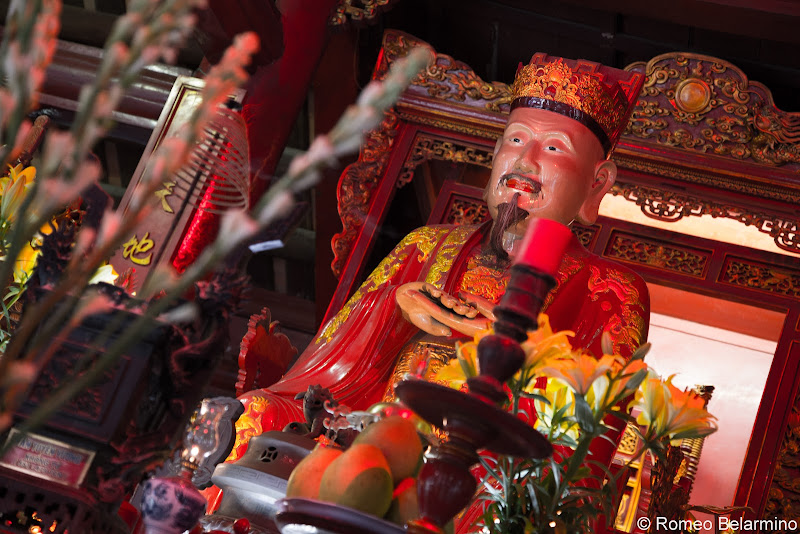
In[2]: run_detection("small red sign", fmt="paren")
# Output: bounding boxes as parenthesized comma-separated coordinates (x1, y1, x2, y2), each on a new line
(0, 429, 95, 487)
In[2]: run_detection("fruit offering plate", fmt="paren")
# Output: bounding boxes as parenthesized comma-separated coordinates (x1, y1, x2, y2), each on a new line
(274, 498, 406, 534)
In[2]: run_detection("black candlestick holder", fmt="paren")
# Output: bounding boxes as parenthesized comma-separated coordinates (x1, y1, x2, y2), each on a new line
(396, 263, 555, 534)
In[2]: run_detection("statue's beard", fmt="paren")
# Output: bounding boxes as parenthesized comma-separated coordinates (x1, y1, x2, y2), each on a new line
(488, 192, 529, 264)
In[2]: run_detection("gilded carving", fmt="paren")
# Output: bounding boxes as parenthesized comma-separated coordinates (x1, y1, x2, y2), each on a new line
(611, 182, 800, 254)
(617, 422, 640, 456)
(395, 110, 503, 140)
(625, 53, 800, 168)
(378, 30, 512, 113)
(446, 199, 491, 226)
(605, 232, 710, 277)
(570, 223, 597, 248)
(719, 258, 800, 299)
(331, 110, 400, 278)
(399, 134, 494, 187)
(329, 0, 395, 26)
(383, 341, 456, 402)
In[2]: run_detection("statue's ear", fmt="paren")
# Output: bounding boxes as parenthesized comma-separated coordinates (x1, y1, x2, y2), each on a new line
(577, 159, 616, 225)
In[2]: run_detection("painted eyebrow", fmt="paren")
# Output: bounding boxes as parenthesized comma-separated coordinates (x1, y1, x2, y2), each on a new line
(542, 131, 575, 151)
(504, 123, 577, 152)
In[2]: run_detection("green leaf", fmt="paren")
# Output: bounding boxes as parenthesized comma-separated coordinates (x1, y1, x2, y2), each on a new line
(621, 368, 648, 396)
(522, 392, 550, 404)
(458, 353, 476, 378)
(629, 342, 651, 361)
(670, 426, 718, 440)
(574, 394, 595, 433)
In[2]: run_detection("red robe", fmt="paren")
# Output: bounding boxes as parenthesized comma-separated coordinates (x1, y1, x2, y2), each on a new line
(222, 223, 650, 528)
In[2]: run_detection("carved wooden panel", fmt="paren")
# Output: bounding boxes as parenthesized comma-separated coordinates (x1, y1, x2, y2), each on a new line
(763, 341, 800, 527)
(604, 230, 711, 278)
(399, 133, 493, 188)
(330, 111, 401, 278)
(571, 223, 598, 249)
(374, 31, 512, 115)
(611, 182, 800, 254)
(718, 256, 800, 298)
(625, 53, 800, 171)
(444, 197, 490, 226)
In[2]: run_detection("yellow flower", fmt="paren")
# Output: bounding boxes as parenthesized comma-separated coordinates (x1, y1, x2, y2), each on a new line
(432, 328, 487, 390)
(88, 263, 119, 285)
(13, 240, 39, 284)
(12, 220, 53, 284)
(585, 358, 649, 414)
(540, 352, 622, 395)
(633, 375, 717, 441)
(533, 379, 579, 443)
(0, 164, 36, 223)
(519, 313, 574, 373)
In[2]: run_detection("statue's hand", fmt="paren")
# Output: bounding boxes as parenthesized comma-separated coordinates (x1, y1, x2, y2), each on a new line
(396, 282, 494, 338)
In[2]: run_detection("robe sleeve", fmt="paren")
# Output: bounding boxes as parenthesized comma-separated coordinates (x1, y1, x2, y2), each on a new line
(268, 226, 449, 407)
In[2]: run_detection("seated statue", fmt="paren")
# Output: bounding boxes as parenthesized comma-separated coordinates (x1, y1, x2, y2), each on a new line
(227, 53, 650, 529)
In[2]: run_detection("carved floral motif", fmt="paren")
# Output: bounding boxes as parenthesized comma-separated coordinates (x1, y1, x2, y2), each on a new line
(605, 232, 710, 277)
(329, 0, 396, 26)
(446, 198, 491, 226)
(611, 153, 800, 205)
(377, 30, 512, 113)
(719, 258, 800, 298)
(399, 134, 494, 187)
(331, 110, 400, 278)
(617, 423, 640, 456)
(625, 53, 800, 169)
(611, 182, 800, 254)
(571, 223, 597, 248)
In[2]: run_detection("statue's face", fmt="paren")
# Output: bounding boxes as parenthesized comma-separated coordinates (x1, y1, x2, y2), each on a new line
(485, 107, 613, 233)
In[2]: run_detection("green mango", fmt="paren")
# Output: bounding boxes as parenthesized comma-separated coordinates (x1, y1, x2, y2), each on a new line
(353, 416, 424, 482)
(318, 443, 394, 517)
(285, 444, 343, 499)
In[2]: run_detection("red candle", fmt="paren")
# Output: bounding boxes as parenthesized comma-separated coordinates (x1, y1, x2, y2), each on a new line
(514, 218, 573, 277)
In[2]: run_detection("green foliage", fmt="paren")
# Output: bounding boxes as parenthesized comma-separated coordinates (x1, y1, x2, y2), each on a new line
(475, 353, 655, 534)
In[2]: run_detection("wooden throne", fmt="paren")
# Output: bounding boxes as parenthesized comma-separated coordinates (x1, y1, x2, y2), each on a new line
(324, 30, 800, 530)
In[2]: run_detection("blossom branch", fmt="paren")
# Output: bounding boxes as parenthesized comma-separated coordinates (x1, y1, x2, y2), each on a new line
(8, 46, 433, 448)
(0, 25, 258, 431)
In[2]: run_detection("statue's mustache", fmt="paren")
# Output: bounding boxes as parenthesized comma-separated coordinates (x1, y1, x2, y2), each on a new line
(500, 173, 542, 195)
